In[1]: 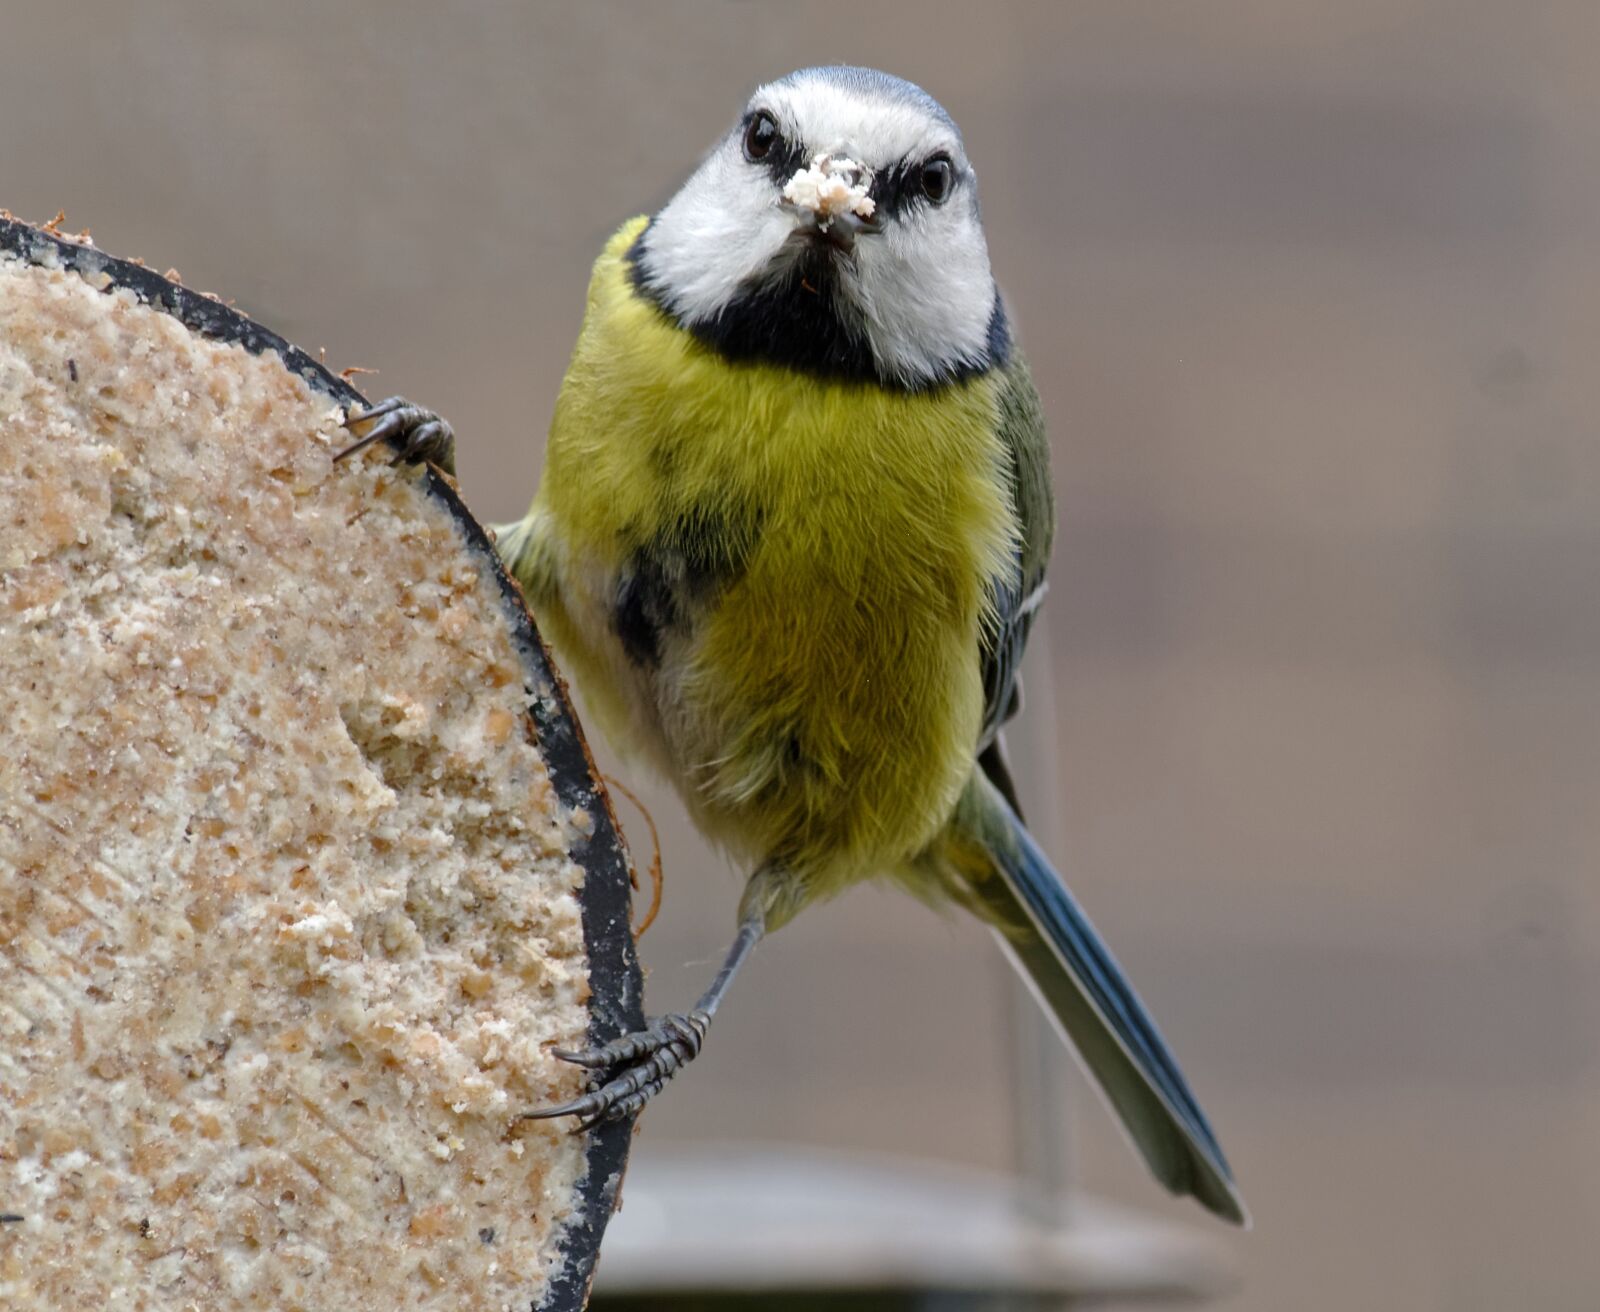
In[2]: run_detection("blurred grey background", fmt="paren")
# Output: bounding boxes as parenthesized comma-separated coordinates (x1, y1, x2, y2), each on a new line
(6, 2, 1599, 1307)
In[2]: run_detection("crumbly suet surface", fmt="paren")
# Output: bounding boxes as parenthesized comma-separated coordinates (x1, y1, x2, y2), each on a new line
(0, 252, 593, 1311)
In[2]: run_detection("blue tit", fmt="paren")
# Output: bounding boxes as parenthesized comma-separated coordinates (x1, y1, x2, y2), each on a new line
(349, 65, 1245, 1224)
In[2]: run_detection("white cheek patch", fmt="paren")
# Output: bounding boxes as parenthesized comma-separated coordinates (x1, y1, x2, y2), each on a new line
(640, 145, 797, 327)
(853, 201, 999, 385)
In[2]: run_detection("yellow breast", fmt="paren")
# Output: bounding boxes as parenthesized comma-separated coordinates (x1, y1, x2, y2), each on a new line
(531, 217, 1017, 895)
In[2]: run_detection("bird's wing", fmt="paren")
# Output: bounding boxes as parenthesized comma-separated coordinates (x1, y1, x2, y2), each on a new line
(977, 352, 1054, 810)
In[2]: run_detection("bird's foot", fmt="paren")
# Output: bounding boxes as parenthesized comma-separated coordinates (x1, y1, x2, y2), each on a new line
(334, 395, 456, 475)
(524, 1010, 710, 1130)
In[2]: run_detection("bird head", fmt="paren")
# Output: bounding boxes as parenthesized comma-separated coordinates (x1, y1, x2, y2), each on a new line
(629, 66, 1007, 389)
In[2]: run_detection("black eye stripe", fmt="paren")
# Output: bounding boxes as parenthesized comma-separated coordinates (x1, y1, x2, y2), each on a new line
(870, 156, 965, 218)
(769, 135, 809, 186)
(739, 117, 966, 216)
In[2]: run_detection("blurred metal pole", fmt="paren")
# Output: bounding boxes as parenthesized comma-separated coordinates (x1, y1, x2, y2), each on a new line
(1004, 621, 1079, 1235)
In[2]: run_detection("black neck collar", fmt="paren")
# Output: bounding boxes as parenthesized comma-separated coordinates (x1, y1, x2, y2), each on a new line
(626, 223, 1010, 393)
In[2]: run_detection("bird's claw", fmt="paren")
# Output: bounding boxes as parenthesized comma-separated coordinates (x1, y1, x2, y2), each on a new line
(524, 1010, 710, 1130)
(334, 395, 456, 474)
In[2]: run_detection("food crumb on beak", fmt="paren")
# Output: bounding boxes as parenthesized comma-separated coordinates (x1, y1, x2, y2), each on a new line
(782, 155, 876, 229)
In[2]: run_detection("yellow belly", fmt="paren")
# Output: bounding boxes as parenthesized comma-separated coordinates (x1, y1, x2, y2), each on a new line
(528, 218, 1017, 901)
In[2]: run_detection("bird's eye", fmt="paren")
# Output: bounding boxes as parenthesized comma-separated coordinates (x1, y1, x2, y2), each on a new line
(920, 155, 954, 204)
(743, 111, 780, 162)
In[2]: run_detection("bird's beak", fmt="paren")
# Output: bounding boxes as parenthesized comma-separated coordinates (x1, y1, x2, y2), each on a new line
(797, 207, 882, 251)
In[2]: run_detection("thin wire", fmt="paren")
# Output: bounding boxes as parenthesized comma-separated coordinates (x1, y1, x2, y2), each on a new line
(602, 774, 664, 937)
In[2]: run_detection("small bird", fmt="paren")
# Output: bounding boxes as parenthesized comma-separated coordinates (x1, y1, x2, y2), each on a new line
(342, 65, 1245, 1224)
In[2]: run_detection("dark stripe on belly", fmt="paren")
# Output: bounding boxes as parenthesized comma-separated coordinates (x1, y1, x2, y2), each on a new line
(614, 555, 675, 668)
(612, 504, 762, 668)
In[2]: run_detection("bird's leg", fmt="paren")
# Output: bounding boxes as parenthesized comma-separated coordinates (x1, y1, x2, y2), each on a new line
(333, 395, 456, 475)
(525, 905, 766, 1130)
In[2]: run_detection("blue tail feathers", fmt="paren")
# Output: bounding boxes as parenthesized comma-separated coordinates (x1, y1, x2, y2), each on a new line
(966, 774, 1248, 1225)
